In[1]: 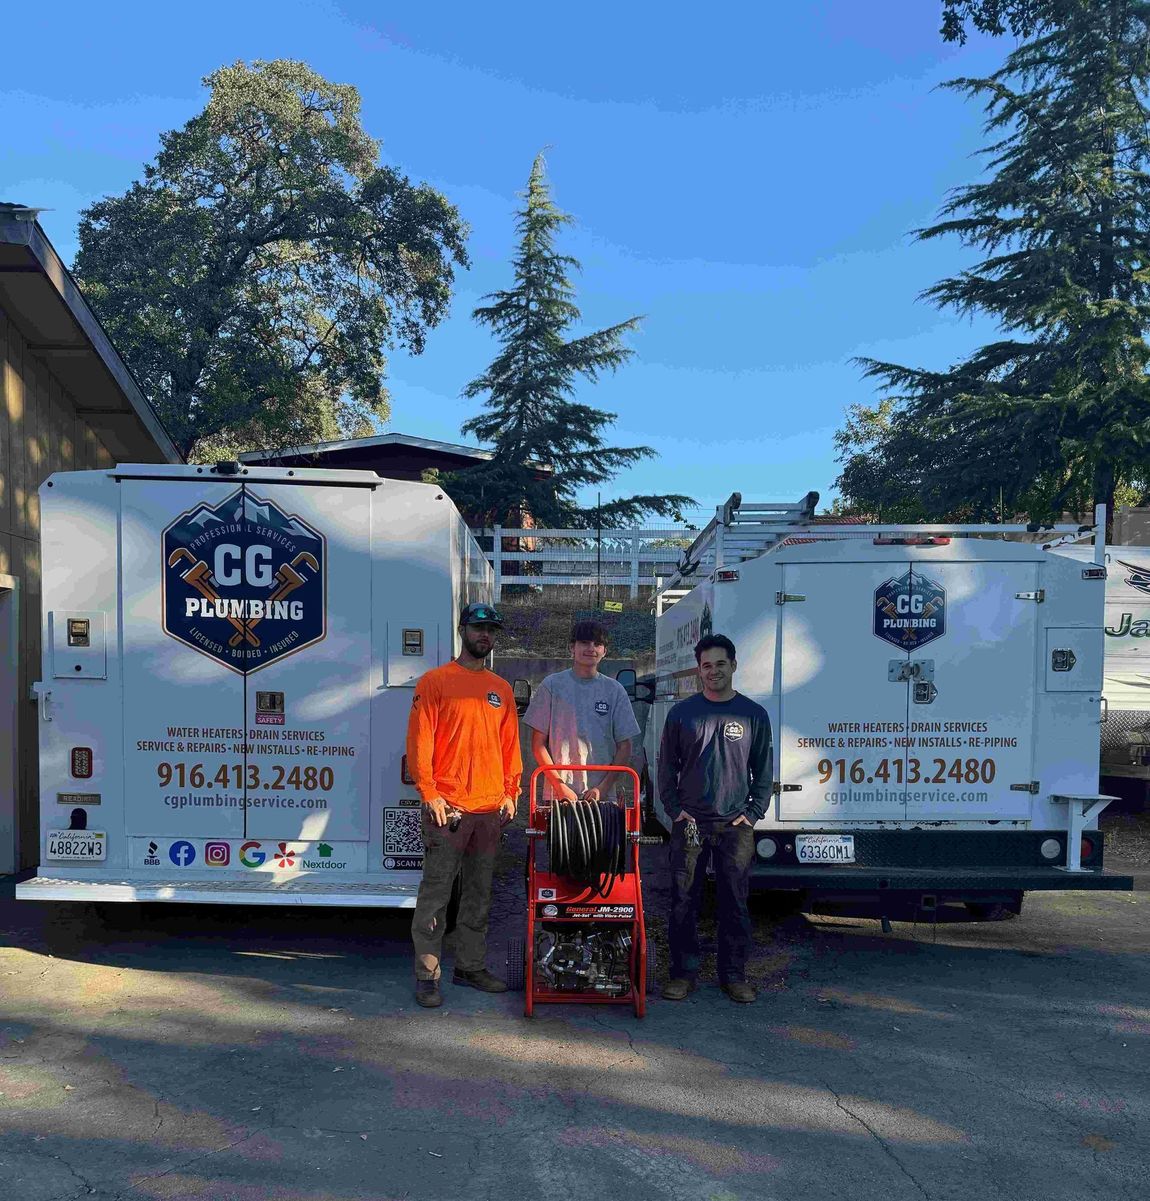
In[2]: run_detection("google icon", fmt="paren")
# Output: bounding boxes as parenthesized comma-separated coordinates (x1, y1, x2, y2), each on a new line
(239, 841, 266, 868)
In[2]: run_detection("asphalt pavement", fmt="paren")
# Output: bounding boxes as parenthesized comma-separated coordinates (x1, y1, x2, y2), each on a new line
(0, 838, 1146, 1201)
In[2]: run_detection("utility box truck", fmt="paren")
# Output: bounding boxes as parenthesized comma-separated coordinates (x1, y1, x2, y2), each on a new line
(17, 463, 491, 907)
(641, 495, 1132, 917)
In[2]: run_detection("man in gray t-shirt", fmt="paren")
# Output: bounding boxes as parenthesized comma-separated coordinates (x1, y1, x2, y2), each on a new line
(524, 620, 641, 801)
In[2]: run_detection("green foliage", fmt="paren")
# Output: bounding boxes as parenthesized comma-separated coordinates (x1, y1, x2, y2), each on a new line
(74, 59, 469, 460)
(940, 0, 1051, 43)
(840, 0, 1150, 522)
(444, 154, 692, 528)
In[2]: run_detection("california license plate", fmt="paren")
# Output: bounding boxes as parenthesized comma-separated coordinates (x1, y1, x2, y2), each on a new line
(796, 834, 855, 864)
(46, 831, 106, 861)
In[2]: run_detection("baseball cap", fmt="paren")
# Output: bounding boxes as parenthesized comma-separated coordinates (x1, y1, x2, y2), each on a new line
(460, 602, 504, 627)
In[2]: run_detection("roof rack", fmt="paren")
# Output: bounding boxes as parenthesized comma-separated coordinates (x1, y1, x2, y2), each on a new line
(654, 492, 1100, 614)
(656, 492, 820, 607)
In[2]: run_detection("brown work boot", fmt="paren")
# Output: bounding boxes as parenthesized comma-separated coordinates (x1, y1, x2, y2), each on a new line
(661, 977, 696, 1001)
(415, 979, 443, 1008)
(452, 968, 508, 993)
(721, 980, 758, 1004)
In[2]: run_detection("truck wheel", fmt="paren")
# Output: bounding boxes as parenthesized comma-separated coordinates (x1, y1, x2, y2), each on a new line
(965, 901, 1020, 922)
(505, 937, 525, 991)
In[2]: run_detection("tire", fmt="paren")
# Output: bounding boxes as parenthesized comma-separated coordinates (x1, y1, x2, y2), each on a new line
(505, 937, 525, 991)
(644, 937, 658, 995)
(965, 901, 1020, 922)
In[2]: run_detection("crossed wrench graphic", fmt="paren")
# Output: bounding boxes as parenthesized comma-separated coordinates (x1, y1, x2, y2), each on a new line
(168, 547, 259, 647)
(227, 551, 319, 648)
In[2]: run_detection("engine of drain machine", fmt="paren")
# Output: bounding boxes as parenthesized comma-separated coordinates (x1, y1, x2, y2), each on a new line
(536, 925, 633, 994)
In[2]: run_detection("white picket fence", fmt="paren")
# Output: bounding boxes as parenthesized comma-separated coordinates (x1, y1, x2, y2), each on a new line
(475, 526, 693, 600)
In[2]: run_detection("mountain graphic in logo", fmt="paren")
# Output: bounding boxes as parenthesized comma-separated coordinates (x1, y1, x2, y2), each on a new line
(162, 488, 327, 675)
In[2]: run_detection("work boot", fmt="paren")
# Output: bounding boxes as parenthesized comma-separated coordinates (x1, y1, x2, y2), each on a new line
(452, 967, 508, 993)
(721, 980, 757, 1004)
(661, 977, 696, 1001)
(415, 979, 443, 1008)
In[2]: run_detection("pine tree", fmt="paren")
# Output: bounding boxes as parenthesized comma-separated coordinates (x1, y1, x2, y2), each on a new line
(839, 0, 1150, 523)
(445, 154, 691, 528)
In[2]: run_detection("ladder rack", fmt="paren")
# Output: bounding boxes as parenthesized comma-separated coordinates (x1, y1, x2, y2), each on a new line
(655, 492, 1099, 614)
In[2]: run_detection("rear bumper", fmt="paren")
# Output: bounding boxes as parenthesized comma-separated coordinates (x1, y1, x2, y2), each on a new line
(749, 828, 1133, 895)
(750, 864, 1133, 893)
(15, 876, 421, 907)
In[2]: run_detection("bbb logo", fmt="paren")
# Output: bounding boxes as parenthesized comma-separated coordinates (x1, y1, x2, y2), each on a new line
(204, 841, 230, 867)
(169, 840, 196, 867)
(239, 841, 266, 868)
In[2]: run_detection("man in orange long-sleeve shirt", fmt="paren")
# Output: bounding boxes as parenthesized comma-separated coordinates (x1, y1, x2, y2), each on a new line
(406, 602, 522, 1008)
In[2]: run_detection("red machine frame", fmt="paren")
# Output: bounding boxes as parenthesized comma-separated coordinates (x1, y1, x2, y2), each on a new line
(523, 764, 648, 1018)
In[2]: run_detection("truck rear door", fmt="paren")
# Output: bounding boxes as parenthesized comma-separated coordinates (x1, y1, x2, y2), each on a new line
(121, 478, 373, 855)
(902, 558, 1038, 820)
(777, 560, 910, 820)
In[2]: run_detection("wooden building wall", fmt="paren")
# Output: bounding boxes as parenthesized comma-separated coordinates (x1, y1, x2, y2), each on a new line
(1, 306, 115, 867)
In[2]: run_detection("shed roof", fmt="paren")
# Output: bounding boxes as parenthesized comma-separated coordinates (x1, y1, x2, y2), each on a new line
(0, 204, 181, 463)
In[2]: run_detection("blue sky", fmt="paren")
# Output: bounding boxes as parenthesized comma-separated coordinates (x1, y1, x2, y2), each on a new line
(3, 1, 1011, 520)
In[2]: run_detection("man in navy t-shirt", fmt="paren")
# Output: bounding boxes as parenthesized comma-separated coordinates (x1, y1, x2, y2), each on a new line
(657, 634, 772, 1004)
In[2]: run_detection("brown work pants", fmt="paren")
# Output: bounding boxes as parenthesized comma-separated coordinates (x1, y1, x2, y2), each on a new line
(411, 809, 501, 981)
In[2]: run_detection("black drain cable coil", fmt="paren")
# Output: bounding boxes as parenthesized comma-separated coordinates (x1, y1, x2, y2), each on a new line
(548, 800, 629, 896)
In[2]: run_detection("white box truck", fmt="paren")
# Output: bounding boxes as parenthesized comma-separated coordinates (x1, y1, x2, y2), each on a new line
(17, 462, 492, 907)
(638, 495, 1133, 916)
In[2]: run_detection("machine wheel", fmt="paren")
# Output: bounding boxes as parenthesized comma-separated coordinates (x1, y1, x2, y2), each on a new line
(505, 937, 525, 991)
(644, 937, 658, 995)
(965, 900, 1021, 922)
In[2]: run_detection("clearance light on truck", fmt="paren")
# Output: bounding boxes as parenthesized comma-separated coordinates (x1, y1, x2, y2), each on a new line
(70, 748, 93, 779)
(715, 569, 740, 582)
(873, 536, 951, 546)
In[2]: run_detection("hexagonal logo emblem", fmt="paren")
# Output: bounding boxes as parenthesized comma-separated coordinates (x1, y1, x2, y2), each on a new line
(873, 569, 946, 651)
(162, 488, 326, 674)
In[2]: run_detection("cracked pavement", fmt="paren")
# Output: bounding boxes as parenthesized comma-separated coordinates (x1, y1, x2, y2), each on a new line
(0, 837, 1146, 1201)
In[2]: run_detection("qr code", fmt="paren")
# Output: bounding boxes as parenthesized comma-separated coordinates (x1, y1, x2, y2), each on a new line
(384, 807, 423, 855)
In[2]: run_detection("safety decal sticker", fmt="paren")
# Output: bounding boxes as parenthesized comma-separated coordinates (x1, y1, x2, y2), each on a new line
(162, 488, 326, 674)
(874, 570, 946, 651)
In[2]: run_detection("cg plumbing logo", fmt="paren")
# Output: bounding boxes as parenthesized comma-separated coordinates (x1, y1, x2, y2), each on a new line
(162, 488, 326, 674)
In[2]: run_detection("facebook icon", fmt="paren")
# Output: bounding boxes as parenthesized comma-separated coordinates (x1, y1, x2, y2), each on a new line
(169, 840, 196, 867)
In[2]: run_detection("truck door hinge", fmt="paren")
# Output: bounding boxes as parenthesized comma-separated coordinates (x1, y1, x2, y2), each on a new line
(1015, 589, 1045, 603)
(1010, 781, 1040, 794)
(775, 592, 806, 605)
(772, 783, 803, 795)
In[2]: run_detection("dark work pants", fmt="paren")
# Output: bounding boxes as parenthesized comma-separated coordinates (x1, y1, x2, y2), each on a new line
(668, 820, 755, 983)
(412, 810, 501, 981)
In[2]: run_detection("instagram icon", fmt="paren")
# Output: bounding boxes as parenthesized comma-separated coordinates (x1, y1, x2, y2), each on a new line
(204, 841, 231, 867)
